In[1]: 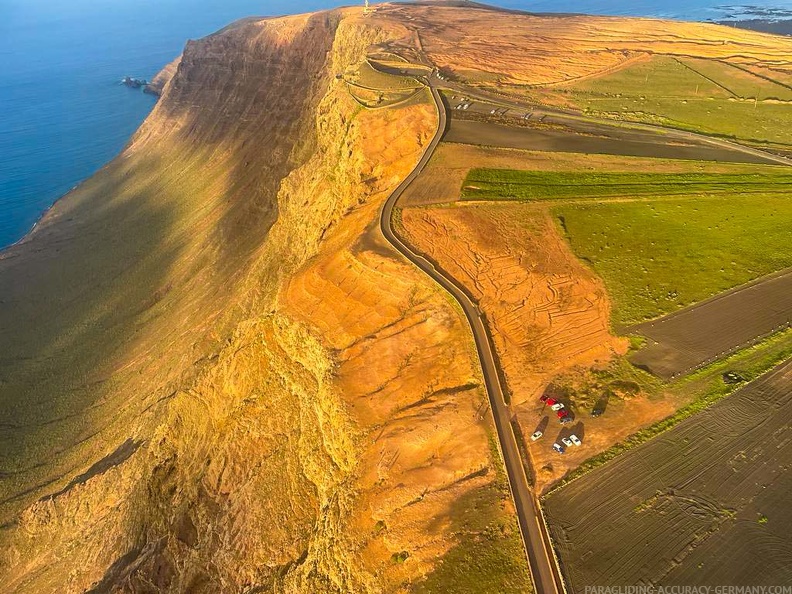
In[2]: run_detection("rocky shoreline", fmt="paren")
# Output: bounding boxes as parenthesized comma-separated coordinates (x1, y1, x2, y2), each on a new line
(717, 18, 792, 36)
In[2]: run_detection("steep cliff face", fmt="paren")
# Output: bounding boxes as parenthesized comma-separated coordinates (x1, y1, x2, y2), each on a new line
(0, 3, 537, 590)
(0, 8, 488, 592)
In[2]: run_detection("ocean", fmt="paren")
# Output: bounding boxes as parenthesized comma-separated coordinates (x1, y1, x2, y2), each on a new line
(1, 0, 790, 248)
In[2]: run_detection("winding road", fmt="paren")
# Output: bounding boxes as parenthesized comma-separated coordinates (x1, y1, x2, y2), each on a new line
(379, 70, 791, 594)
(379, 83, 566, 594)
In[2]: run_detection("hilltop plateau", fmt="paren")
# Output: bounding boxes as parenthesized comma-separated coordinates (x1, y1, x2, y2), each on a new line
(1, 2, 791, 593)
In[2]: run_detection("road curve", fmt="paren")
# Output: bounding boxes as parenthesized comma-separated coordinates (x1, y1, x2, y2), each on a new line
(437, 74, 792, 167)
(378, 66, 792, 594)
(379, 84, 566, 594)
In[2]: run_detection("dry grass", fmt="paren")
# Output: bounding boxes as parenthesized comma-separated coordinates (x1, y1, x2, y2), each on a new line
(380, 4, 792, 86)
(0, 7, 535, 593)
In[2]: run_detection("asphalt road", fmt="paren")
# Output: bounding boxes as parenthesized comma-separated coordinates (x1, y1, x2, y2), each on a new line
(377, 65, 791, 594)
(437, 74, 792, 167)
(379, 83, 566, 594)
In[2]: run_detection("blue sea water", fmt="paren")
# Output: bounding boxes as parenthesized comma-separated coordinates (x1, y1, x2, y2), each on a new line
(0, 0, 334, 248)
(1, 0, 790, 248)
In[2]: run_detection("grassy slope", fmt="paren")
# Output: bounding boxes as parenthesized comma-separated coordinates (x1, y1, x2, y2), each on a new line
(681, 57, 792, 101)
(460, 168, 792, 326)
(353, 61, 421, 90)
(556, 194, 792, 325)
(414, 434, 532, 594)
(539, 55, 792, 148)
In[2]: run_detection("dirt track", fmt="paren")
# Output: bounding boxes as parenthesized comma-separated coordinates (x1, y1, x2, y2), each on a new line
(544, 357, 792, 589)
(631, 268, 792, 378)
(445, 118, 776, 164)
(400, 205, 622, 402)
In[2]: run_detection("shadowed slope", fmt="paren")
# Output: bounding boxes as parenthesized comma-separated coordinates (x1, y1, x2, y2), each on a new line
(0, 6, 533, 592)
(0, 9, 411, 592)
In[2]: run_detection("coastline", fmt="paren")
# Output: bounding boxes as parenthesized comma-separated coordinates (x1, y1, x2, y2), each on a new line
(0, 87, 165, 259)
(2, 10, 789, 255)
(717, 18, 792, 36)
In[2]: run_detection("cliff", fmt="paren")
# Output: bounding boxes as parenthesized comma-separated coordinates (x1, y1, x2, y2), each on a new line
(0, 5, 528, 593)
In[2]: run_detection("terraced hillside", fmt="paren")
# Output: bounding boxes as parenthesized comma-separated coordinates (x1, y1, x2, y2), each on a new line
(0, 8, 529, 593)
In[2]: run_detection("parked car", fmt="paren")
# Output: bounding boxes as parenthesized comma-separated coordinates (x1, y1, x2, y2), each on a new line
(552, 443, 565, 454)
(530, 430, 543, 441)
(723, 371, 744, 384)
(551, 402, 565, 411)
(569, 434, 582, 446)
(561, 437, 573, 447)
(545, 398, 557, 406)
(556, 409, 568, 419)
(540, 394, 549, 402)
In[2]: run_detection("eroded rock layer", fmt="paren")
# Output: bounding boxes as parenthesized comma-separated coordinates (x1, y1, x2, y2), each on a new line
(0, 8, 521, 593)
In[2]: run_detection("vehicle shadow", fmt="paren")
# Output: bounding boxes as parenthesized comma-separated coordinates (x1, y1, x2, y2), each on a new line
(591, 391, 611, 417)
(554, 428, 570, 452)
(534, 415, 550, 434)
(572, 422, 585, 442)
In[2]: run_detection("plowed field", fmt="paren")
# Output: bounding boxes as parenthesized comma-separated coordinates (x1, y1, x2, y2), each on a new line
(545, 358, 792, 588)
(631, 269, 792, 378)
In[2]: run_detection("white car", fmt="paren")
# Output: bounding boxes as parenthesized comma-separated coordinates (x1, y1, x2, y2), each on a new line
(569, 434, 582, 446)
(561, 437, 573, 447)
(530, 430, 543, 441)
(551, 402, 565, 411)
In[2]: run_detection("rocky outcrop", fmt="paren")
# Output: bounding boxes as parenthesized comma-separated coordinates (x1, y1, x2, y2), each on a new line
(144, 57, 180, 96)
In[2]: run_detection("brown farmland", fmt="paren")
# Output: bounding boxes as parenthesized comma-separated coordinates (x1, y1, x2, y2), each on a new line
(400, 204, 624, 406)
(544, 357, 792, 588)
(631, 269, 792, 378)
(444, 118, 776, 165)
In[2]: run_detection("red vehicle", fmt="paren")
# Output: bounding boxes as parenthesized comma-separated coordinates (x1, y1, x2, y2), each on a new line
(540, 394, 549, 402)
(545, 398, 558, 406)
(558, 410, 573, 424)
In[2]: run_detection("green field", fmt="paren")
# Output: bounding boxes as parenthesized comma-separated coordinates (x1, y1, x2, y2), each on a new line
(460, 167, 792, 326)
(540, 55, 792, 148)
(352, 60, 422, 90)
(681, 58, 792, 101)
(556, 194, 792, 326)
(461, 169, 792, 201)
(573, 56, 729, 98)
